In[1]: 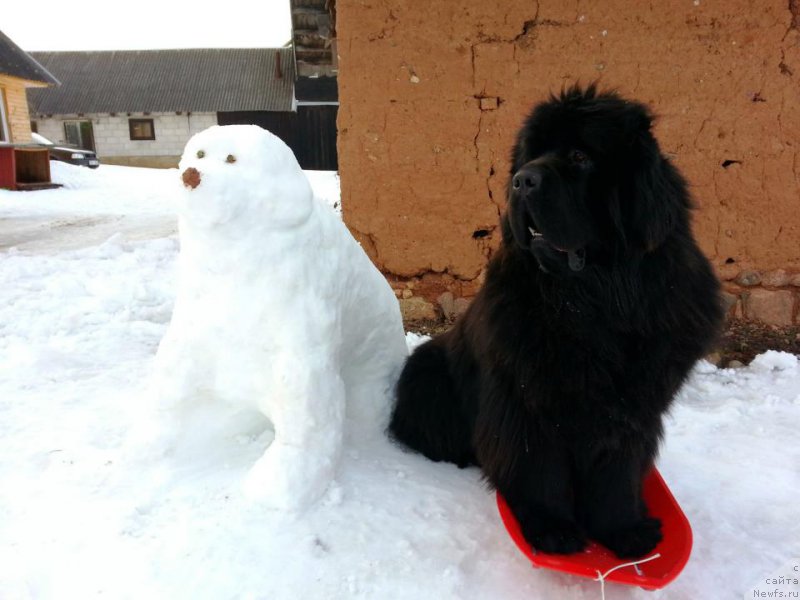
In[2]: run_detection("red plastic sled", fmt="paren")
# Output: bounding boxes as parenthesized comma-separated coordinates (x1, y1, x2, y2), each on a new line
(496, 468, 692, 591)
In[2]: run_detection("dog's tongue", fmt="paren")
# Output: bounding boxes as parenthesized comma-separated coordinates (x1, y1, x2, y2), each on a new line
(567, 249, 586, 271)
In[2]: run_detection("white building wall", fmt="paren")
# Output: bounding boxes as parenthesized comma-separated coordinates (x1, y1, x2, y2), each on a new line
(35, 119, 70, 147)
(34, 112, 218, 165)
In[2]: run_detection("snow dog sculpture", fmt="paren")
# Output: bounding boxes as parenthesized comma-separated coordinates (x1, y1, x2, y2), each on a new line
(150, 125, 407, 509)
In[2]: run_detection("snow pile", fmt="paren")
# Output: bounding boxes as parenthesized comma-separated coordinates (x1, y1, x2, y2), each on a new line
(51, 161, 156, 191)
(1, 161, 178, 215)
(146, 125, 407, 510)
(0, 152, 798, 599)
(0, 162, 178, 254)
(0, 161, 340, 255)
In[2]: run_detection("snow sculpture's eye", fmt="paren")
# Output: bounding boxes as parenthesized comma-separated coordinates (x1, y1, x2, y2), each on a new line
(197, 150, 205, 159)
(226, 154, 237, 164)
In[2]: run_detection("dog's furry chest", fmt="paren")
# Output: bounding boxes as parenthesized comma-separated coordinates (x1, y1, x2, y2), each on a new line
(458, 295, 661, 429)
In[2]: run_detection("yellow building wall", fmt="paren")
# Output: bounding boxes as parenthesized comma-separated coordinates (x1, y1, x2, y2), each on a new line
(0, 74, 37, 143)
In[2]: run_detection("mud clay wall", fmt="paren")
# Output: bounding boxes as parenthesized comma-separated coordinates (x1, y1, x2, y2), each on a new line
(337, 0, 800, 325)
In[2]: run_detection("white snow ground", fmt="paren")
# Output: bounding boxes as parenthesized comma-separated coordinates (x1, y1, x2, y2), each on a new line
(0, 162, 798, 600)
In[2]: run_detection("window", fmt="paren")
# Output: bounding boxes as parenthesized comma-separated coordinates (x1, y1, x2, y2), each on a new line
(0, 87, 9, 142)
(64, 120, 95, 151)
(129, 118, 155, 141)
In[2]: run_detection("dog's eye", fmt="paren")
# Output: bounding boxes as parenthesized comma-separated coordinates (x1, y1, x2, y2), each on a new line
(569, 150, 589, 165)
(226, 154, 237, 164)
(196, 150, 205, 159)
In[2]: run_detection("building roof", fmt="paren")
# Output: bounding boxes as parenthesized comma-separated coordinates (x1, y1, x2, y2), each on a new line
(0, 30, 60, 85)
(27, 48, 294, 115)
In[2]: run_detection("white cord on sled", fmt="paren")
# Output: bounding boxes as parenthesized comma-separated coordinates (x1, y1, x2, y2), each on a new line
(594, 553, 660, 600)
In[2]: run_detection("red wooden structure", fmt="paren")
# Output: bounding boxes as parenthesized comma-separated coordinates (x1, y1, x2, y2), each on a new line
(0, 145, 61, 191)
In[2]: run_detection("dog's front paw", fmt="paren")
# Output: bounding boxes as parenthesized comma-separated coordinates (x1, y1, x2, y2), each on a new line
(522, 517, 587, 555)
(596, 517, 663, 558)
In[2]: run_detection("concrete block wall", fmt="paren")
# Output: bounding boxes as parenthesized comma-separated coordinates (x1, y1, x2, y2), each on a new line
(34, 112, 218, 166)
(34, 118, 68, 146)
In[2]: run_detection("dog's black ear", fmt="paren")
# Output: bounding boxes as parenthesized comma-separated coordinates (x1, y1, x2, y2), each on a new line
(623, 117, 690, 252)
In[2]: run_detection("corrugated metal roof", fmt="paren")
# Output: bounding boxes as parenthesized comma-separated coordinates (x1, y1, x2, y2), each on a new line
(0, 30, 60, 85)
(27, 48, 294, 115)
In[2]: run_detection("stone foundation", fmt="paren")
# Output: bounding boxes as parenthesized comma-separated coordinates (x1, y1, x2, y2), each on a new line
(721, 269, 800, 325)
(389, 271, 482, 322)
(101, 155, 179, 169)
(394, 269, 800, 326)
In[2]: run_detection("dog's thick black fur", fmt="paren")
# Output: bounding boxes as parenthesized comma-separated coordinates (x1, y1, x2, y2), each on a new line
(389, 85, 723, 558)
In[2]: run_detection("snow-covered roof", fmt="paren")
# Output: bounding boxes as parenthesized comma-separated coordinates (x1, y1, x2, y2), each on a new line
(0, 30, 60, 86)
(27, 48, 294, 115)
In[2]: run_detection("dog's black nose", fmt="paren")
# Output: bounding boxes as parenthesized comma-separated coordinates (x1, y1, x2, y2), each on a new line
(511, 167, 542, 195)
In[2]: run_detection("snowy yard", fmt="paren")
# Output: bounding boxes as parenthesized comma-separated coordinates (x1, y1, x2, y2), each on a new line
(0, 162, 798, 599)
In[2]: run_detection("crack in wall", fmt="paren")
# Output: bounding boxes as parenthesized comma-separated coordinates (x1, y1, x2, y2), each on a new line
(467, 9, 569, 265)
(469, 21, 542, 92)
(368, 9, 399, 41)
(471, 101, 502, 259)
(351, 227, 380, 266)
(693, 111, 715, 152)
(712, 165, 724, 260)
(783, 0, 800, 39)
(779, 49, 793, 76)
(470, 45, 479, 93)
(475, 6, 540, 45)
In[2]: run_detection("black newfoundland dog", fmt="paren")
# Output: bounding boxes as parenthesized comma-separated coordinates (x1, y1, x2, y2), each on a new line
(390, 85, 723, 559)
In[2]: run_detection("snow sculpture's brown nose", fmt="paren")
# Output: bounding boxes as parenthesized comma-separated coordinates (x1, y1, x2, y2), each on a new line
(182, 167, 201, 190)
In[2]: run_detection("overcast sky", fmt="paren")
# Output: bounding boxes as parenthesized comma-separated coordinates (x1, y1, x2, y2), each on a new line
(4, 0, 292, 51)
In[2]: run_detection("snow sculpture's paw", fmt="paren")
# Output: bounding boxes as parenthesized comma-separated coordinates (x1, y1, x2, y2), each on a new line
(596, 517, 663, 559)
(242, 441, 334, 511)
(151, 390, 185, 414)
(122, 413, 180, 464)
